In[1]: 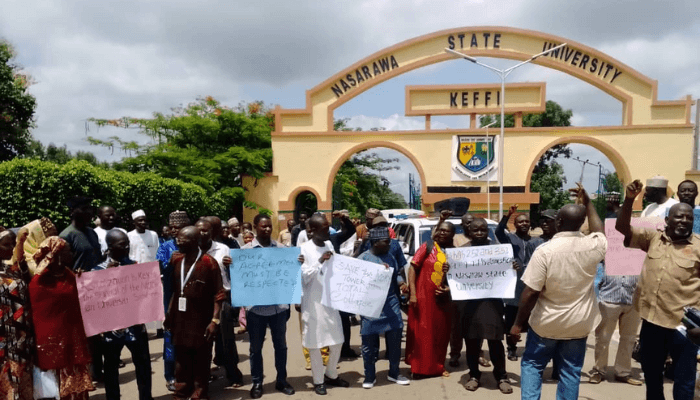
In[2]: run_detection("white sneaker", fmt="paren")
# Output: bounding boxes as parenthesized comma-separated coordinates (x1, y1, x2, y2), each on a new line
(362, 379, 376, 389)
(388, 375, 410, 385)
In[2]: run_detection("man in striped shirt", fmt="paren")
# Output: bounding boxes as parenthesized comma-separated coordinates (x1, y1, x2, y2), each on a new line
(589, 194, 644, 386)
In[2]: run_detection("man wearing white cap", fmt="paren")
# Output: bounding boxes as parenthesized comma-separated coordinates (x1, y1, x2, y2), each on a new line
(128, 210, 160, 264)
(641, 176, 678, 218)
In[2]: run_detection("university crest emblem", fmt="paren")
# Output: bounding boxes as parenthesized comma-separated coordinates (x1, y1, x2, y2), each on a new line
(454, 136, 495, 180)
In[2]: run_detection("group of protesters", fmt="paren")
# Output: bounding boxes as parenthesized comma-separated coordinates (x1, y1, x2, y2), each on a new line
(1, 174, 700, 400)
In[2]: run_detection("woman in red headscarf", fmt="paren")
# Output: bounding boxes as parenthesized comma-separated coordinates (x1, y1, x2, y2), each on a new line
(405, 221, 455, 378)
(29, 237, 94, 400)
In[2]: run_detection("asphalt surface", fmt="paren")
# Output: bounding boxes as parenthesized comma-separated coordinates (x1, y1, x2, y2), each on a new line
(89, 308, 677, 399)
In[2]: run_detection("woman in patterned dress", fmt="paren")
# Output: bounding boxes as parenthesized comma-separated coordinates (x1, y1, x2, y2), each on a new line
(29, 236, 94, 400)
(405, 221, 455, 378)
(0, 229, 34, 400)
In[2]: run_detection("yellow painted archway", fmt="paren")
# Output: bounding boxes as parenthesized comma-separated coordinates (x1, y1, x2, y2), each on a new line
(243, 26, 695, 231)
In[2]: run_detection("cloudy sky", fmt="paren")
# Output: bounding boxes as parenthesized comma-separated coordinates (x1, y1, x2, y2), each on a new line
(2, 0, 699, 203)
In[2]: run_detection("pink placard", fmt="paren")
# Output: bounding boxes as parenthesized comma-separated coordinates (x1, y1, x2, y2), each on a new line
(76, 261, 164, 337)
(604, 218, 665, 276)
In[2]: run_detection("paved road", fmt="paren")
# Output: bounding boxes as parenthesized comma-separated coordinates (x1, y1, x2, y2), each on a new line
(90, 309, 675, 399)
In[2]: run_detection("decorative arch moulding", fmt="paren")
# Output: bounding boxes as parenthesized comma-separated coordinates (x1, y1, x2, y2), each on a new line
(273, 26, 694, 134)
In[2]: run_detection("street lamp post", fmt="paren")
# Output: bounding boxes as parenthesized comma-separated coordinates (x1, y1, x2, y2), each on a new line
(446, 43, 567, 219)
(482, 120, 498, 220)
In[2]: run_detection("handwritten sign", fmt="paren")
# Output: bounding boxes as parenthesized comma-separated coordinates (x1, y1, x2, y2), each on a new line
(445, 244, 515, 300)
(229, 247, 302, 307)
(604, 218, 665, 275)
(321, 255, 393, 318)
(76, 261, 164, 337)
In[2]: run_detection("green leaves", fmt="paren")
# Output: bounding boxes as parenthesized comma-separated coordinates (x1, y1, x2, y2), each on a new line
(0, 158, 228, 231)
(0, 41, 36, 162)
(88, 97, 274, 213)
(332, 150, 407, 218)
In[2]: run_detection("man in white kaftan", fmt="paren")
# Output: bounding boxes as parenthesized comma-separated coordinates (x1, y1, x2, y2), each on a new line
(300, 214, 349, 395)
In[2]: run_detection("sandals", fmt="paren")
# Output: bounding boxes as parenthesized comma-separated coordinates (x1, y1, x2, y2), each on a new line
(498, 379, 513, 394)
(465, 377, 479, 391)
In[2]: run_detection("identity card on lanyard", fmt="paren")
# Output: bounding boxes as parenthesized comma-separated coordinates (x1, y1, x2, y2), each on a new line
(179, 249, 202, 312)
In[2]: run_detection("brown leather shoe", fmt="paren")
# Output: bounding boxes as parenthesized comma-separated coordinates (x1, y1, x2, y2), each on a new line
(615, 375, 643, 386)
(589, 371, 604, 384)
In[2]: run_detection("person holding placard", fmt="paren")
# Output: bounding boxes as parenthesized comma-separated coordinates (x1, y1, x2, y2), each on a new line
(405, 221, 454, 379)
(510, 184, 606, 400)
(299, 213, 350, 395)
(357, 226, 410, 388)
(242, 213, 296, 398)
(617, 179, 700, 400)
(446, 211, 478, 368)
(29, 237, 95, 400)
(461, 218, 513, 394)
(164, 226, 225, 400)
(95, 230, 153, 400)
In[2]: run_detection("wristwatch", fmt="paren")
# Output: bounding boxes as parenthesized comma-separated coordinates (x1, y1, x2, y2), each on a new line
(211, 318, 221, 325)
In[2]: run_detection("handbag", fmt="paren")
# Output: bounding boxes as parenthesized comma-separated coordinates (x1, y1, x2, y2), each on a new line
(32, 366, 59, 400)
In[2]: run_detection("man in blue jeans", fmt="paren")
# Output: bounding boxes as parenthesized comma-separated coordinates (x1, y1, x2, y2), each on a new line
(242, 213, 295, 399)
(510, 184, 606, 400)
(617, 179, 700, 400)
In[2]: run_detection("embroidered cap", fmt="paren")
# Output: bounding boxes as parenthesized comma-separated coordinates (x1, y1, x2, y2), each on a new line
(169, 210, 189, 226)
(369, 226, 390, 242)
(646, 176, 668, 188)
(131, 210, 146, 220)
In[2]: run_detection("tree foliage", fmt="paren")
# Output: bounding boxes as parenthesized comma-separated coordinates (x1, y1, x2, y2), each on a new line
(593, 172, 624, 219)
(332, 150, 407, 218)
(0, 158, 227, 231)
(0, 41, 36, 162)
(25, 141, 110, 168)
(479, 100, 573, 172)
(529, 162, 571, 212)
(88, 97, 273, 214)
(330, 119, 407, 217)
(480, 100, 575, 216)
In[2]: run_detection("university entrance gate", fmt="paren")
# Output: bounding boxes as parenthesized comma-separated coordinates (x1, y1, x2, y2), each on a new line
(243, 27, 695, 232)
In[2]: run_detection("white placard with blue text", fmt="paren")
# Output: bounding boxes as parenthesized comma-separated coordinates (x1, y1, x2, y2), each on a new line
(229, 247, 302, 307)
(445, 244, 515, 300)
(321, 254, 393, 318)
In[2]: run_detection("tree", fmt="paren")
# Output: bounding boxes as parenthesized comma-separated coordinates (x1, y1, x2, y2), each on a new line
(330, 118, 407, 217)
(88, 97, 273, 214)
(530, 162, 570, 212)
(0, 40, 36, 161)
(332, 150, 407, 218)
(25, 141, 110, 168)
(479, 100, 573, 170)
(480, 101, 575, 218)
(593, 172, 624, 219)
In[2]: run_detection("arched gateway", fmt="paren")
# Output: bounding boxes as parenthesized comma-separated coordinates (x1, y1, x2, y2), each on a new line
(243, 26, 695, 231)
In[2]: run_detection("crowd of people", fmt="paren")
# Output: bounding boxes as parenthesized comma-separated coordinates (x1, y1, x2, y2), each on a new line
(1, 174, 700, 400)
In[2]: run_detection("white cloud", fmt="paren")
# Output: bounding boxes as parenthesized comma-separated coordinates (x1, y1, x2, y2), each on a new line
(343, 114, 451, 131)
(0, 0, 696, 174)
